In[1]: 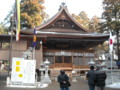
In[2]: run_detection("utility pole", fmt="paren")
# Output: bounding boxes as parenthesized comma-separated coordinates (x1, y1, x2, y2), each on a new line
(8, 16, 14, 76)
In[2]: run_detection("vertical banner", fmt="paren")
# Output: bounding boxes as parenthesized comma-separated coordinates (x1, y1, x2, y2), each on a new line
(16, 0, 21, 41)
(109, 31, 113, 53)
(32, 27, 37, 60)
(32, 27, 37, 47)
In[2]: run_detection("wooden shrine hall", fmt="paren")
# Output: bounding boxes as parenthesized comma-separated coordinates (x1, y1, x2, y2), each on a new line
(0, 4, 109, 76)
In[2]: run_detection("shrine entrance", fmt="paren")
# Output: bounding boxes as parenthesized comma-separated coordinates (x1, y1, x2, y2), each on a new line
(54, 56, 72, 68)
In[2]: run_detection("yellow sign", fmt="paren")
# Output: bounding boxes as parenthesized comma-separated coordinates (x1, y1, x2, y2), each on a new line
(19, 74, 23, 78)
(16, 61, 20, 65)
(16, 66, 20, 72)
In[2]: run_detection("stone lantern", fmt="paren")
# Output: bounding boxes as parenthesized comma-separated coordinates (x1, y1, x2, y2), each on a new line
(41, 59, 51, 84)
(88, 60, 95, 66)
(39, 61, 45, 81)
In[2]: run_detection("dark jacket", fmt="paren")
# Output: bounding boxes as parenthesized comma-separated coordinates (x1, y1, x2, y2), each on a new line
(95, 71, 107, 87)
(57, 73, 69, 88)
(87, 70, 96, 85)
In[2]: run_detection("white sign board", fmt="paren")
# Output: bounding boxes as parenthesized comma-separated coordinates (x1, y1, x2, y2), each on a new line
(11, 58, 24, 83)
(23, 60, 36, 84)
(11, 57, 36, 85)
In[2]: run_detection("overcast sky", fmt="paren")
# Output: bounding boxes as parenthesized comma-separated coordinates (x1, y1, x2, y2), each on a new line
(0, 0, 103, 23)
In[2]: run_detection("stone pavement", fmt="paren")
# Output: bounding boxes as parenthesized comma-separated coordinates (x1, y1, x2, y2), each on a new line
(0, 71, 119, 90)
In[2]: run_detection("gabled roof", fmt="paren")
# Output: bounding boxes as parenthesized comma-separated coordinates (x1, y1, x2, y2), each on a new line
(36, 5, 89, 32)
(19, 4, 109, 41)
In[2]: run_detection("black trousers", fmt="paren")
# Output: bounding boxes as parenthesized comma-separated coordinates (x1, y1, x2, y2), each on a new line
(97, 87, 105, 90)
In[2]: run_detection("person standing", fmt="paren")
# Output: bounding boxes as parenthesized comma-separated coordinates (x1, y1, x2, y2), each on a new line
(95, 66, 107, 90)
(86, 66, 96, 90)
(57, 70, 70, 90)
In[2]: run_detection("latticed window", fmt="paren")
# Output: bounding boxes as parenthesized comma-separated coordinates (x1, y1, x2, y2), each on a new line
(64, 56, 71, 63)
(73, 56, 83, 66)
(84, 57, 90, 65)
(55, 56, 62, 63)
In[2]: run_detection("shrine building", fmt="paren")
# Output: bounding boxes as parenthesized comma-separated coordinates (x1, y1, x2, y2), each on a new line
(0, 4, 109, 76)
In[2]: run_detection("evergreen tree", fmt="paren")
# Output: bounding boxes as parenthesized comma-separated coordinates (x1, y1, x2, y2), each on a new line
(20, 0, 46, 29)
(101, 0, 120, 60)
(101, 0, 120, 32)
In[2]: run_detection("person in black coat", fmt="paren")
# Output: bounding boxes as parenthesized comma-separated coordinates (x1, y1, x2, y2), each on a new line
(87, 66, 96, 90)
(57, 70, 70, 90)
(95, 66, 107, 90)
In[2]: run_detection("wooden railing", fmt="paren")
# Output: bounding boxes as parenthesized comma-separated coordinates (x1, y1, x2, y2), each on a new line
(50, 64, 89, 70)
(54, 63, 72, 67)
(73, 65, 89, 69)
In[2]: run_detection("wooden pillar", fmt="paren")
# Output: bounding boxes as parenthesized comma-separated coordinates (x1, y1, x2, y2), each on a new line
(53, 51, 55, 68)
(83, 52, 85, 65)
(62, 56, 64, 67)
(72, 52, 73, 69)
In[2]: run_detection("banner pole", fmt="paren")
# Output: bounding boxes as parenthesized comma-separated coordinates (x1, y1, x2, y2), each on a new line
(33, 46, 35, 60)
(110, 52, 113, 83)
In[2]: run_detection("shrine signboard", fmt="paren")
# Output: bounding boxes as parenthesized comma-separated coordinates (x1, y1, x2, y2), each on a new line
(11, 57, 36, 85)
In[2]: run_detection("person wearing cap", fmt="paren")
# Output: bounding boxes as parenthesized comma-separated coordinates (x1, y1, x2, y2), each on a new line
(57, 70, 70, 90)
(95, 66, 107, 90)
(86, 66, 96, 90)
